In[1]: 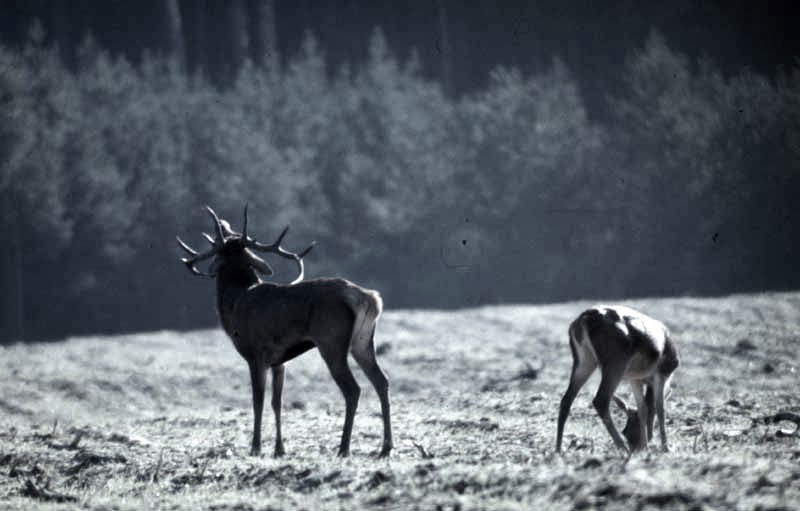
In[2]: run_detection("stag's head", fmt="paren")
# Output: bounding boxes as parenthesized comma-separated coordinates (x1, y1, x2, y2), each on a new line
(176, 205, 314, 284)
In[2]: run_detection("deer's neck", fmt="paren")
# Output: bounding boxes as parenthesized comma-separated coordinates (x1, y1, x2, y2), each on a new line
(215, 265, 260, 338)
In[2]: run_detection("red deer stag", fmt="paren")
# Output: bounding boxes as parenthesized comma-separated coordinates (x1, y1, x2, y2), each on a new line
(556, 305, 679, 454)
(177, 205, 392, 458)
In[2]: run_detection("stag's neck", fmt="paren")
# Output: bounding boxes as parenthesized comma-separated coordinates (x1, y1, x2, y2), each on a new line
(215, 266, 260, 337)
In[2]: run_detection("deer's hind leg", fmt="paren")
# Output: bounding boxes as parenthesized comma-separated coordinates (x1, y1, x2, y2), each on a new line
(593, 357, 630, 454)
(351, 325, 393, 457)
(318, 335, 361, 457)
(557, 333, 597, 453)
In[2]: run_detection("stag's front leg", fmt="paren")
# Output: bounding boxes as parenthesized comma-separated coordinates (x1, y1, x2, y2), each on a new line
(271, 364, 286, 457)
(248, 359, 267, 456)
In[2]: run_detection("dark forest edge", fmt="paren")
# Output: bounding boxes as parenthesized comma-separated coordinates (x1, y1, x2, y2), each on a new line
(1, 25, 799, 342)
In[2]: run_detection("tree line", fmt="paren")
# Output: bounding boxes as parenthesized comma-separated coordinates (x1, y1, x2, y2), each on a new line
(1, 27, 798, 342)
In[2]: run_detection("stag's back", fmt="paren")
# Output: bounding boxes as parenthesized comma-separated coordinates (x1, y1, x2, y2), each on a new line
(232, 278, 381, 359)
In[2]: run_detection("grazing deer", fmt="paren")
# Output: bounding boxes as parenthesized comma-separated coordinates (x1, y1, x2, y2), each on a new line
(556, 305, 679, 454)
(177, 205, 392, 458)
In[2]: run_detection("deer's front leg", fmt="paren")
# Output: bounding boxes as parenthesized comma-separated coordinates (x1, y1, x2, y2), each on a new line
(248, 359, 267, 456)
(644, 385, 656, 442)
(271, 364, 286, 457)
(653, 377, 670, 452)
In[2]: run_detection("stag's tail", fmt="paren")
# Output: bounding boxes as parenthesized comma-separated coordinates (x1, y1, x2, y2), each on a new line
(344, 286, 383, 352)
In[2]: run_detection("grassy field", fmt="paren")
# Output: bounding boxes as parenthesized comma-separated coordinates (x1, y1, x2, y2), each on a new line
(1, 292, 799, 510)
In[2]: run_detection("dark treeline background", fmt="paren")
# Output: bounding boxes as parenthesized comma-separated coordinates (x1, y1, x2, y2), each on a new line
(1, 1, 799, 342)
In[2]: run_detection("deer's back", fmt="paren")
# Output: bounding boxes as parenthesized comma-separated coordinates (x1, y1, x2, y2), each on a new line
(573, 305, 670, 378)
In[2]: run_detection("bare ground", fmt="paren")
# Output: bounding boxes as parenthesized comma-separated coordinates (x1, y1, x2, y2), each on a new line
(1, 292, 799, 510)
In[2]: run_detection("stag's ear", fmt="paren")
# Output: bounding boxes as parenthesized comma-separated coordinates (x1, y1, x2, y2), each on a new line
(245, 248, 274, 276)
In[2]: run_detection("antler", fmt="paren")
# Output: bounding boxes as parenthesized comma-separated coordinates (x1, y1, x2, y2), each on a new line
(202, 232, 217, 245)
(176, 204, 230, 277)
(246, 223, 316, 285)
(176, 235, 218, 277)
(242, 203, 249, 240)
(177, 204, 315, 283)
(206, 205, 226, 244)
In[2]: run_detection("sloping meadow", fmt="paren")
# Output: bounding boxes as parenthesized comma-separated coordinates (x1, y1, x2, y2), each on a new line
(1, 292, 799, 510)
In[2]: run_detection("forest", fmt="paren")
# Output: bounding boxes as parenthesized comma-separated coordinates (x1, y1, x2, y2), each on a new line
(1, 1, 799, 341)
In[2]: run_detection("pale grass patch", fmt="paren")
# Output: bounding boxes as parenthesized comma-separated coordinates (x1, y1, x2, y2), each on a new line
(1, 291, 798, 510)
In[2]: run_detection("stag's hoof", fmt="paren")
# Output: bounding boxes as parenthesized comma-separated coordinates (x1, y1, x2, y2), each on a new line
(377, 445, 392, 458)
(336, 448, 350, 458)
(273, 445, 285, 458)
(250, 445, 261, 457)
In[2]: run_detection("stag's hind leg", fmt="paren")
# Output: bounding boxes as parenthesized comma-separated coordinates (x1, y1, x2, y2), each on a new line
(318, 339, 361, 457)
(351, 326, 393, 457)
(248, 358, 267, 456)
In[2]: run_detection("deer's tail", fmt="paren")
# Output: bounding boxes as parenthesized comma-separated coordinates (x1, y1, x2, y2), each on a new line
(345, 287, 383, 352)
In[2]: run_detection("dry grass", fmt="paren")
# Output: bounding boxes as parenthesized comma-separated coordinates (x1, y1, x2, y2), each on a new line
(1, 292, 799, 510)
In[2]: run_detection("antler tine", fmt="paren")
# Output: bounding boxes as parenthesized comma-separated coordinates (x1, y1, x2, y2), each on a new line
(176, 235, 198, 256)
(181, 258, 217, 278)
(287, 241, 316, 284)
(274, 225, 289, 246)
(247, 225, 315, 284)
(249, 225, 292, 253)
(176, 235, 218, 278)
(285, 256, 305, 284)
(202, 232, 216, 245)
(205, 205, 226, 243)
(298, 241, 316, 259)
(242, 203, 249, 240)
